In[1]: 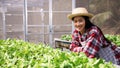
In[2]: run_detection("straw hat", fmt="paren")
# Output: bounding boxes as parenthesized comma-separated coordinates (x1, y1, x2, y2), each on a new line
(67, 7, 94, 20)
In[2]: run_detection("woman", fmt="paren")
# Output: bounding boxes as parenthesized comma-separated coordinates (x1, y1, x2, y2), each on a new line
(67, 7, 120, 65)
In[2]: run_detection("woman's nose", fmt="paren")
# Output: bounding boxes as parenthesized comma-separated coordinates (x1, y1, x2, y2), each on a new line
(76, 21, 81, 25)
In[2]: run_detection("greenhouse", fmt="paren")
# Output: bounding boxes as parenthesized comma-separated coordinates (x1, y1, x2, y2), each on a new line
(0, 0, 120, 45)
(0, 0, 120, 68)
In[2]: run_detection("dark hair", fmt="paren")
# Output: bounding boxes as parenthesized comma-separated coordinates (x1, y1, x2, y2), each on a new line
(82, 16, 94, 30)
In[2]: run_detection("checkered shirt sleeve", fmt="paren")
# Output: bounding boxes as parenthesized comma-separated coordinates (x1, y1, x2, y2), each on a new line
(69, 29, 81, 51)
(81, 30, 100, 58)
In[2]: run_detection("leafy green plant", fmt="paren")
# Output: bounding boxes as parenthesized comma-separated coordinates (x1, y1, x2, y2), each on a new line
(61, 34, 120, 47)
(61, 35, 72, 41)
(105, 34, 120, 46)
(0, 39, 115, 68)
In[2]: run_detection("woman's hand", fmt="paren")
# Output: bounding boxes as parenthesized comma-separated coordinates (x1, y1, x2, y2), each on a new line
(73, 47, 82, 52)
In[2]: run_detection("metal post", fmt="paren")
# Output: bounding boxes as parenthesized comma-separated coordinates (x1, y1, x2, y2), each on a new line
(49, 0, 53, 46)
(72, 0, 76, 33)
(40, 8, 45, 43)
(2, 7, 6, 39)
(23, 0, 28, 41)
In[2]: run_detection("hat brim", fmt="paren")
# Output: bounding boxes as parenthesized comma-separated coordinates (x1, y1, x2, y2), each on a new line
(67, 13, 94, 20)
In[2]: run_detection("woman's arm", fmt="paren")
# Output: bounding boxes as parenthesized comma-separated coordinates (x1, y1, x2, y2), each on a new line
(69, 30, 81, 52)
(70, 27, 101, 58)
(81, 28, 102, 58)
(82, 33, 100, 58)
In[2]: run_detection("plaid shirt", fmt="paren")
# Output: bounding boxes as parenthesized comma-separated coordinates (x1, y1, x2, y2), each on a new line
(69, 26, 120, 65)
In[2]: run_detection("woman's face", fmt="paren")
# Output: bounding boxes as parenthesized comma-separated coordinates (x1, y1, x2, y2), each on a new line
(73, 16, 85, 34)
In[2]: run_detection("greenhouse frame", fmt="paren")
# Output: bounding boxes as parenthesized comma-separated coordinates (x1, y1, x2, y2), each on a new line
(0, 0, 120, 47)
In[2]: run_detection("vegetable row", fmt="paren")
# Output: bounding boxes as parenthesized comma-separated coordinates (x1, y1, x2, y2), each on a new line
(0, 39, 115, 68)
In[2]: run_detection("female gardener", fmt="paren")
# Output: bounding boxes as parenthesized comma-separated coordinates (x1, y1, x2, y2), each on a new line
(67, 7, 120, 65)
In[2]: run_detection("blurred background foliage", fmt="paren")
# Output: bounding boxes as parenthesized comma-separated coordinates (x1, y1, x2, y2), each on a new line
(88, 0, 120, 34)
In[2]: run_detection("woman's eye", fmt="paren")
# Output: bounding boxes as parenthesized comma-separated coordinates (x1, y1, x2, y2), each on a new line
(74, 20, 83, 23)
(74, 20, 77, 23)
